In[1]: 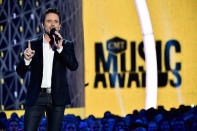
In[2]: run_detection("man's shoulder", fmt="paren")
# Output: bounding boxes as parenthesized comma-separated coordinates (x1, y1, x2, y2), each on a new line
(23, 35, 42, 49)
(30, 35, 43, 43)
(24, 35, 42, 43)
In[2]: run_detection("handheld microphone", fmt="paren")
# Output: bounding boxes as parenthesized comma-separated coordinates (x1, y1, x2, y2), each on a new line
(50, 28, 61, 43)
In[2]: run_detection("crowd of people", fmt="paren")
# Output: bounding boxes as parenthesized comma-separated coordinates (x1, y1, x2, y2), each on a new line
(0, 105, 197, 131)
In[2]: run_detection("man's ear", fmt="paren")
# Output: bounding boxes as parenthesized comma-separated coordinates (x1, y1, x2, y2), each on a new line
(41, 23, 44, 29)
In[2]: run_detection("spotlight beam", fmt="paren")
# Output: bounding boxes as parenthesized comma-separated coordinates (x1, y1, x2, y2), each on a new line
(135, 0, 158, 109)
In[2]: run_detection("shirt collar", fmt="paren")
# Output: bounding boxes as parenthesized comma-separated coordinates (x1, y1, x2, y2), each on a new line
(43, 34, 50, 48)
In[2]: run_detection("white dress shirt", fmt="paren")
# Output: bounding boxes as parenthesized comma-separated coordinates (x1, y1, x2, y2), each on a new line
(24, 35, 63, 89)
(40, 36, 54, 88)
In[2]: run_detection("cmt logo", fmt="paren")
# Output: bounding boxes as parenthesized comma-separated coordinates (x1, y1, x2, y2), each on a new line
(94, 36, 182, 88)
(107, 37, 126, 53)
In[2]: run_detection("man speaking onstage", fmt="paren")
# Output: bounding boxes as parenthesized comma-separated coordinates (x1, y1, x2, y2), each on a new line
(16, 8, 78, 131)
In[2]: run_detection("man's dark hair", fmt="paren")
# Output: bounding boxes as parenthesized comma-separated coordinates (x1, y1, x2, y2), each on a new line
(41, 8, 61, 24)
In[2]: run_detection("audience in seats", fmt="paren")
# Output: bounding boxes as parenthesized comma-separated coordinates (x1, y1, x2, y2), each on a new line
(0, 105, 197, 131)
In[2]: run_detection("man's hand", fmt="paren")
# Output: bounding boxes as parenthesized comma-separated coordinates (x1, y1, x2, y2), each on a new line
(24, 40, 35, 61)
(53, 31, 63, 49)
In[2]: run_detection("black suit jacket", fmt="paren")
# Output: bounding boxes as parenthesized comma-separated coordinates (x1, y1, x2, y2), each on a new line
(16, 35, 78, 106)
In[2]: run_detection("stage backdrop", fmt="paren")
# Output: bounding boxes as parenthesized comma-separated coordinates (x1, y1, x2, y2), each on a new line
(83, 0, 197, 117)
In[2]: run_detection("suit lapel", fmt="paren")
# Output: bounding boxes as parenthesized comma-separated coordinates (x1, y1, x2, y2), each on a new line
(36, 36, 43, 73)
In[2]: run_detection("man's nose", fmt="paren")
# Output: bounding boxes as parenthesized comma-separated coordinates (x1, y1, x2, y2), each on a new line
(51, 24, 55, 29)
(51, 22, 55, 26)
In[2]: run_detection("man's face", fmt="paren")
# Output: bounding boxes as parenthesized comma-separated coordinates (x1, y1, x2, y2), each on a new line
(42, 13, 61, 35)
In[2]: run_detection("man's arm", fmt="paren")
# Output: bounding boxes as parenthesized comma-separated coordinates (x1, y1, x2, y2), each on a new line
(58, 40, 78, 71)
(16, 40, 35, 77)
(16, 57, 30, 77)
